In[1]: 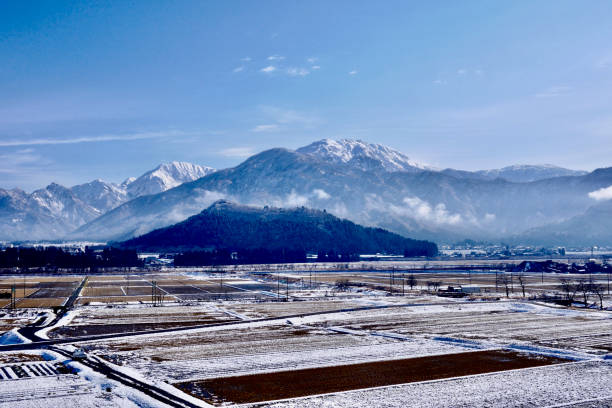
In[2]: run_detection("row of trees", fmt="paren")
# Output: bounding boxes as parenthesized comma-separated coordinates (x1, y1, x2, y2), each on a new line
(174, 248, 308, 266)
(0, 246, 142, 268)
(559, 277, 607, 309)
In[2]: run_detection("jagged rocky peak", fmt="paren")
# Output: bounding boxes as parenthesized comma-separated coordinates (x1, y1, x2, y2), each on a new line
(126, 161, 216, 198)
(296, 139, 433, 172)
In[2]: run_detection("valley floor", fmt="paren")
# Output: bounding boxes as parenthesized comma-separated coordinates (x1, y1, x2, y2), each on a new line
(0, 269, 610, 407)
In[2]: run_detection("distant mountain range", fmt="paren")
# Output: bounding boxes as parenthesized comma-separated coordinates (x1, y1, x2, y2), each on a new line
(1, 138, 609, 246)
(0, 161, 214, 241)
(120, 200, 437, 256)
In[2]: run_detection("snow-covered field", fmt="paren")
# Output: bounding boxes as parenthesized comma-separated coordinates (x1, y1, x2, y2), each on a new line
(1, 270, 610, 407)
(259, 361, 612, 408)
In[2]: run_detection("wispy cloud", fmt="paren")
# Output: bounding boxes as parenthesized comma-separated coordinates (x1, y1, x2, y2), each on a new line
(260, 106, 318, 125)
(287, 67, 309, 76)
(348, 70, 358, 75)
(233, 66, 245, 73)
(0, 130, 186, 147)
(534, 85, 572, 98)
(311, 65, 321, 70)
(267, 55, 285, 61)
(251, 124, 279, 132)
(241, 57, 252, 62)
(218, 147, 256, 158)
(457, 68, 467, 75)
(433, 79, 446, 85)
(307, 57, 318, 64)
(260, 65, 277, 73)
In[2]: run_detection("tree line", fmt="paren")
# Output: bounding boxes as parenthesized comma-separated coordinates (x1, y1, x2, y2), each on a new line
(0, 246, 142, 269)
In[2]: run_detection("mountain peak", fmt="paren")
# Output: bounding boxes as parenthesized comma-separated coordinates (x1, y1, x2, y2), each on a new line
(127, 161, 215, 198)
(296, 139, 432, 172)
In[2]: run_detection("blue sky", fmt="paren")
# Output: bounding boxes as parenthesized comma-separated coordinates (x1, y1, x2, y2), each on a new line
(1, 1, 612, 190)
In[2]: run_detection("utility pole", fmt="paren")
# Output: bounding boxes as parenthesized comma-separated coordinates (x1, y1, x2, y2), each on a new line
(285, 277, 289, 301)
(389, 271, 393, 295)
(11, 284, 16, 310)
(277, 274, 280, 299)
(402, 274, 405, 296)
(23, 275, 26, 298)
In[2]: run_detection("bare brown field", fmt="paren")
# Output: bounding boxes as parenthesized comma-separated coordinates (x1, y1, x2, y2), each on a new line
(16, 297, 66, 308)
(81, 287, 126, 297)
(177, 350, 568, 405)
(76, 295, 177, 305)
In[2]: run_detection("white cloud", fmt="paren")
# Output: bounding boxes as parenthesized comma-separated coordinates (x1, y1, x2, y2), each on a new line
(251, 124, 279, 132)
(218, 147, 256, 158)
(348, 70, 358, 75)
(260, 65, 277, 73)
(474, 69, 484, 75)
(433, 79, 446, 85)
(0, 130, 186, 147)
(241, 57, 252, 62)
(311, 65, 321, 70)
(313, 189, 331, 200)
(588, 185, 612, 201)
(534, 86, 572, 98)
(391, 197, 463, 226)
(287, 67, 309, 76)
(285, 190, 309, 207)
(233, 66, 244, 73)
(307, 57, 318, 64)
(484, 213, 496, 222)
(267, 55, 285, 61)
(457, 68, 467, 75)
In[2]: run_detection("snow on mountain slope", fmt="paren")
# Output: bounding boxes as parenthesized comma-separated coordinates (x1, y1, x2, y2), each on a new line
(0, 161, 215, 241)
(126, 161, 215, 198)
(71, 179, 128, 214)
(475, 164, 588, 183)
(297, 139, 435, 173)
(0, 183, 100, 240)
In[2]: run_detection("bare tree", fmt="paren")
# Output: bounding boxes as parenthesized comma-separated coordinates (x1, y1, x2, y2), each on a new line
(334, 279, 350, 292)
(407, 274, 417, 290)
(517, 273, 527, 298)
(426, 281, 441, 293)
(559, 278, 578, 304)
(589, 277, 605, 310)
(576, 278, 591, 308)
(499, 274, 511, 298)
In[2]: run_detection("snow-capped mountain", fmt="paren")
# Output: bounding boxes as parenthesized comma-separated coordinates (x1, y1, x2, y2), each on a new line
(474, 164, 588, 183)
(0, 161, 215, 241)
(1, 138, 606, 245)
(442, 164, 587, 183)
(297, 139, 434, 173)
(72, 146, 612, 245)
(71, 179, 128, 214)
(125, 161, 215, 198)
(0, 183, 100, 241)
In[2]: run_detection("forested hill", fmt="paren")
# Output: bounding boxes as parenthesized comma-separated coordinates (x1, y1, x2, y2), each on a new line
(118, 200, 437, 257)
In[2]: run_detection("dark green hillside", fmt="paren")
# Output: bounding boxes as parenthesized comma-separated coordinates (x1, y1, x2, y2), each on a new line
(119, 200, 437, 257)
